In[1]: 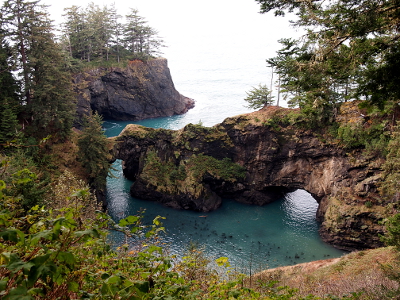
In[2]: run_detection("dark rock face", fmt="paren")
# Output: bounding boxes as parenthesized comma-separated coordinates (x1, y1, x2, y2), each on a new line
(131, 177, 223, 212)
(113, 107, 388, 251)
(73, 59, 194, 126)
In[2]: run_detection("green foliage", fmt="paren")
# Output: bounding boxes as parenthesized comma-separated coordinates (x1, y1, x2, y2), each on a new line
(0, 99, 19, 145)
(0, 178, 179, 299)
(188, 154, 246, 182)
(26, 39, 76, 140)
(10, 168, 46, 211)
(244, 84, 274, 110)
(263, 116, 282, 132)
(62, 4, 164, 63)
(380, 124, 400, 202)
(382, 214, 400, 251)
(0, 42, 19, 145)
(365, 201, 373, 208)
(141, 150, 246, 196)
(2, 0, 76, 140)
(1, 153, 49, 211)
(336, 121, 389, 155)
(257, 0, 400, 125)
(78, 112, 113, 192)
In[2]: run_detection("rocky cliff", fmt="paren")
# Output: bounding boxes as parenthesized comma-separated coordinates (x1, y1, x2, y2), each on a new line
(73, 58, 194, 126)
(113, 105, 391, 251)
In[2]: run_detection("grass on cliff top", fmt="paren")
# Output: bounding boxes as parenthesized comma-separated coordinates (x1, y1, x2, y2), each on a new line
(243, 106, 300, 125)
(250, 247, 400, 299)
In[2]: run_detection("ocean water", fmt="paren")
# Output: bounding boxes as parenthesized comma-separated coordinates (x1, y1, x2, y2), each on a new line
(104, 119, 345, 271)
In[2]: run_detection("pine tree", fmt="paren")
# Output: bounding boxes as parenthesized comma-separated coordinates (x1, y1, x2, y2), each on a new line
(1, 0, 39, 105)
(244, 84, 274, 110)
(256, 0, 400, 121)
(123, 8, 148, 55)
(0, 30, 19, 144)
(78, 112, 112, 193)
(62, 5, 87, 60)
(2, 0, 76, 140)
(0, 100, 19, 144)
(61, 5, 164, 63)
(109, 3, 122, 62)
(123, 8, 164, 60)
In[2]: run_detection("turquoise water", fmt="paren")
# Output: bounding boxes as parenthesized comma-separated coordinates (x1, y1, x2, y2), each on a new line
(104, 119, 346, 271)
(99, 0, 345, 271)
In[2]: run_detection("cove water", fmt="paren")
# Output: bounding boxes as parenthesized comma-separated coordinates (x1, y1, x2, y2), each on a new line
(104, 119, 346, 271)
(101, 0, 345, 271)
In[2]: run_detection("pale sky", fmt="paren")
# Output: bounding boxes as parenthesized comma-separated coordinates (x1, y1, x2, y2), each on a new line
(43, 0, 296, 52)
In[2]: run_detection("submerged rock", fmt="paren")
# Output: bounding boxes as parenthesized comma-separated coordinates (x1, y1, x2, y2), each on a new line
(73, 58, 194, 126)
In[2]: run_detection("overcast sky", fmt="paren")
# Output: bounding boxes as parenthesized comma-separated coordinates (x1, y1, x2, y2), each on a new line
(43, 0, 297, 49)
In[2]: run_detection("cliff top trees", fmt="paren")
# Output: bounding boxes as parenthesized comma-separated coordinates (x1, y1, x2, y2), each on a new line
(256, 0, 400, 123)
(62, 3, 164, 63)
(123, 8, 164, 60)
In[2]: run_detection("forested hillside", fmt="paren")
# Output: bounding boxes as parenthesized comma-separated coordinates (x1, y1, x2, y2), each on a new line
(1, 0, 400, 299)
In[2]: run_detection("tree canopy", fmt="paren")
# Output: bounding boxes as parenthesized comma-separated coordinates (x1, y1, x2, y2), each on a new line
(1, 0, 76, 140)
(256, 0, 400, 123)
(61, 3, 164, 63)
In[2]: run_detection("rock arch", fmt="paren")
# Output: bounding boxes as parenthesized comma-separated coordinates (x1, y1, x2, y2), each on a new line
(113, 109, 386, 250)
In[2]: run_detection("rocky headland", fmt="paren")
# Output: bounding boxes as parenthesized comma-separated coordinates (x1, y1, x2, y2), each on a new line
(73, 58, 194, 126)
(112, 104, 392, 251)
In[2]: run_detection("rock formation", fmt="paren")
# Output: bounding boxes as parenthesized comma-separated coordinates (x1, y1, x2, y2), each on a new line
(73, 58, 194, 126)
(113, 105, 390, 251)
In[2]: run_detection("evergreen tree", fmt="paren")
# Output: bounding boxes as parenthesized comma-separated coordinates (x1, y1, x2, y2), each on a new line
(62, 5, 164, 62)
(2, 0, 76, 140)
(0, 100, 19, 144)
(244, 84, 274, 110)
(123, 8, 164, 59)
(84, 3, 113, 61)
(256, 0, 400, 121)
(109, 3, 122, 62)
(0, 40, 19, 144)
(62, 5, 87, 60)
(78, 112, 113, 193)
(27, 10, 75, 139)
(1, 0, 39, 105)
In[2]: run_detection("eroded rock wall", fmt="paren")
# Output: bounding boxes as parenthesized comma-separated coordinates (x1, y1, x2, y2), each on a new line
(113, 106, 389, 250)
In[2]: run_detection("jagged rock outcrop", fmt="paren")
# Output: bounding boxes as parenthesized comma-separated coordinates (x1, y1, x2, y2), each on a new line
(113, 105, 390, 251)
(73, 58, 194, 126)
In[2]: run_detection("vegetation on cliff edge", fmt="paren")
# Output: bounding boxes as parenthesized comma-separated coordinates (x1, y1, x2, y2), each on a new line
(2, 0, 400, 298)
